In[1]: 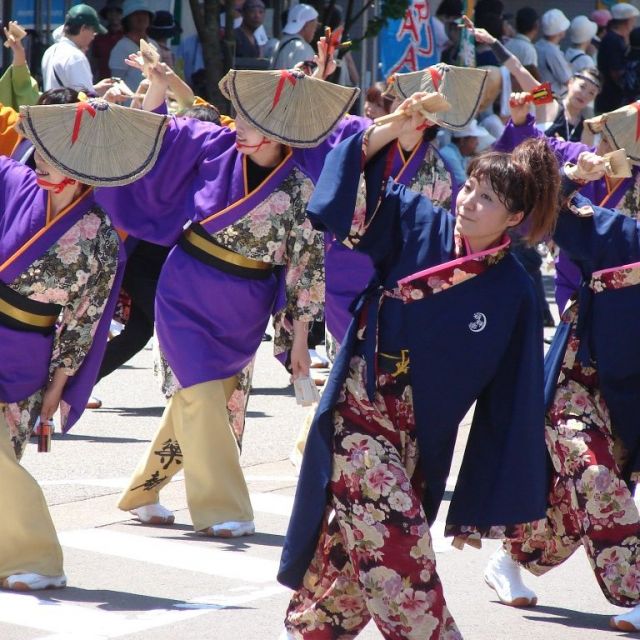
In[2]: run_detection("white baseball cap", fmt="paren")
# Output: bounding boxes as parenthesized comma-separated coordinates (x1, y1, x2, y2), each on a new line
(452, 119, 490, 139)
(569, 15, 598, 44)
(283, 4, 318, 35)
(611, 3, 640, 20)
(541, 8, 570, 36)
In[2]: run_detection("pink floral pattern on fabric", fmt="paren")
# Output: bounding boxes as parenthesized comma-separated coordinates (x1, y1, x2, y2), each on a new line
(2, 205, 119, 457)
(398, 240, 509, 303)
(590, 262, 640, 293)
(285, 355, 463, 640)
(405, 145, 453, 211)
(504, 307, 640, 607)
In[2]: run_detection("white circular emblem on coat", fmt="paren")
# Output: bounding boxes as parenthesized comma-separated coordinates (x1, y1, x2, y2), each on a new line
(468, 312, 487, 333)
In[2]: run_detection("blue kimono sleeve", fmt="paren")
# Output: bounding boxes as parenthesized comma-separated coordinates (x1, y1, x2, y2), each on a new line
(94, 117, 236, 246)
(306, 129, 449, 265)
(448, 281, 548, 528)
(554, 194, 640, 272)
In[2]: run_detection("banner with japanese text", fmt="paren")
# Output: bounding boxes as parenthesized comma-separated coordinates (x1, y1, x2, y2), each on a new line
(379, 0, 438, 80)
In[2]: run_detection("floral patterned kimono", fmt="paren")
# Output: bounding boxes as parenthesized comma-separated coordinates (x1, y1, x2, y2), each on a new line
(0, 158, 121, 458)
(154, 166, 324, 446)
(279, 132, 548, 640)
(505, 193, 640, 608)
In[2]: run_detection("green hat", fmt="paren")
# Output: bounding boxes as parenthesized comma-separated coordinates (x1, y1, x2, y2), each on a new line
(66, 4, 108, 34)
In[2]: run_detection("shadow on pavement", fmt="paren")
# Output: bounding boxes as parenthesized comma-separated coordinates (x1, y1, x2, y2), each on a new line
(52, 434, 146, 444)
(97, 406, 165, 418)
(30, 587, 204, 612)
(522, 605, 615, 632)
(251, 387, 292, 396)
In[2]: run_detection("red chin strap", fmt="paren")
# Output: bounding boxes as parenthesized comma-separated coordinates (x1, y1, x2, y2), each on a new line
(36, 176, 78, 194)
(236, 137, 272, 153)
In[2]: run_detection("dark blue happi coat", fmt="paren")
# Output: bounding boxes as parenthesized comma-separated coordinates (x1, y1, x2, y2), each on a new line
(545, 194, 640, 474)
(278, 131, 548, 589)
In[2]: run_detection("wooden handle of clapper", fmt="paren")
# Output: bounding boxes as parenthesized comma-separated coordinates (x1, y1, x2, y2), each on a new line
(373, 93, 451, 126)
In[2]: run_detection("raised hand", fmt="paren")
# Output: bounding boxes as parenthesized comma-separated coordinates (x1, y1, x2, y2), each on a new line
(460, 14, 496, 45)
(508, 92, 531, 126)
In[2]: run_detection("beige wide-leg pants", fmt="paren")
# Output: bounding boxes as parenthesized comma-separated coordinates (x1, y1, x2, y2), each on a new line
(0, 407, 64, 578)
(117, 378, 254, 531)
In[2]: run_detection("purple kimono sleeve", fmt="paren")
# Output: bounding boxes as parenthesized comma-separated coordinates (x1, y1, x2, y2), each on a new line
(295, 115, 371, 183)
(94, 118, 237, 246)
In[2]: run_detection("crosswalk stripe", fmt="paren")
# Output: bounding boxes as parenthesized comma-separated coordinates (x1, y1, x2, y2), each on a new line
(58, 529, 280, 583)
(0, 584, 288, 640)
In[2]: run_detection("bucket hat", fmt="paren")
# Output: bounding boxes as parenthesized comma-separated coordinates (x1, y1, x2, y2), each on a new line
(541, 9, 570, 37)
(219, 68, 359, 147)
(121, 0, 154, 21)
(149, 11, 182, 39)
(17, 98, 168, 186)
(569, 16, 598, 45)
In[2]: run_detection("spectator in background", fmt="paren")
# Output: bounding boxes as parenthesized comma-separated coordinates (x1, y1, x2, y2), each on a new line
(235, 0, 266, 59)
(109, 0, 157, 91)
(92, 0, 123, 81)
(590, 9, 612, 53)
(41, 4, 114, 94)
(596, 2, 640, 114)
(363, 83, 393, 120)
(535, 9, 572, 98)
(544, 67, 601, 143)
(270, 4, 318, 69)
(435, 0, 463, 64)
(622, 27, 640, 103)
(474, 12, 505, 66)
(438, 118, 493, 186)
(505, 7, 539, 81)
(565, 16, 597, 74)
(149, 11, 181, 67)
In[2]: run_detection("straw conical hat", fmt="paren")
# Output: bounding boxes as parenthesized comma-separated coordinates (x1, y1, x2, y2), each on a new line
(592, 102, 640, 165)
(18, 99, 168, 186)
(389, 63, 489, 130)
(220, 69, 359, 148)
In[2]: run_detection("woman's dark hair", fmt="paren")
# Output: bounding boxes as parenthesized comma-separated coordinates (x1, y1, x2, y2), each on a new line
(38, 88, 81, 105)
(475, 12, 505, 39)
(365, 85, 393, 114)
(573, 67, 602, 93)
(179, 103, 221, 124)
(467, 137, 560, 243)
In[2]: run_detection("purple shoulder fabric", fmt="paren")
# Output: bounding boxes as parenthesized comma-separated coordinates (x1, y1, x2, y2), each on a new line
(294, 115, 371, 183)
(95, 117, 237, 246)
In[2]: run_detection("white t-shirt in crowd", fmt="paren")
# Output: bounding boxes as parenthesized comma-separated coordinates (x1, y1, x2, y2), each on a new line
(41, 36, 94, 92)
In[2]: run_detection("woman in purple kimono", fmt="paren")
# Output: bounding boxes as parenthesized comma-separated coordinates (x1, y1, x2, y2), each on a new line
(277, 95, 559, 640)
(0, 99, 167, 591)
(494, 98, 640, 314)
(93, 64, 364, 538)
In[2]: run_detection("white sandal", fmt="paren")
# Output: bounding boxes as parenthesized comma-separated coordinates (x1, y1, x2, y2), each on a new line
(130, 503, 175, 525)
(2, 573, 67, 591)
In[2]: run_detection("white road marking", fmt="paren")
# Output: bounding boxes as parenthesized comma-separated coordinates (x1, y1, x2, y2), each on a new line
(0, 584, 286, 640)
(58, 529, 279, 583)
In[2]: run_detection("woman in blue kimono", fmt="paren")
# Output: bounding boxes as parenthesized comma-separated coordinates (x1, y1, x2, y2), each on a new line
(277, 95, 559, 640)
(483, 144, 640, 633)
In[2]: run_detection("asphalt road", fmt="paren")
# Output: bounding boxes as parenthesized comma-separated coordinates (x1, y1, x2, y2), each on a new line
(2, 286, 637, 640)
